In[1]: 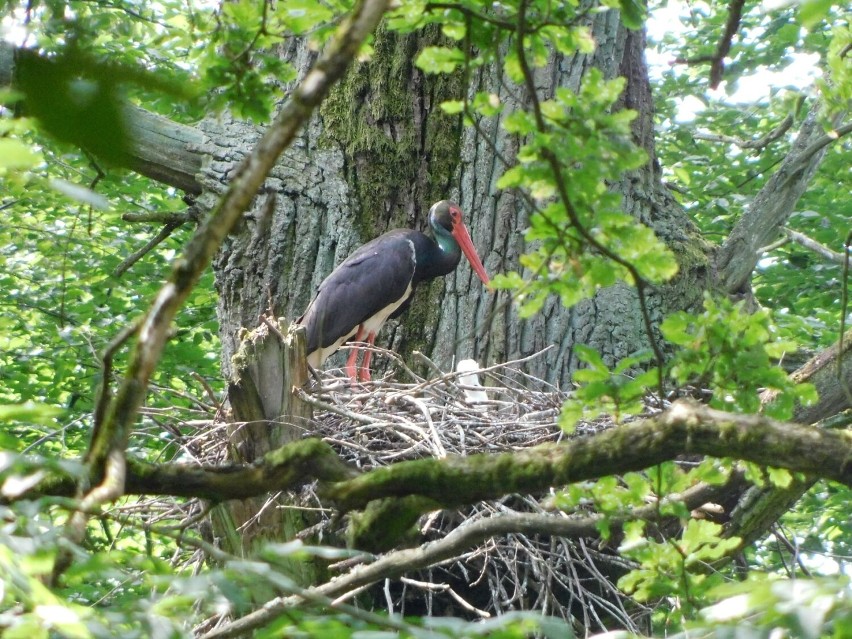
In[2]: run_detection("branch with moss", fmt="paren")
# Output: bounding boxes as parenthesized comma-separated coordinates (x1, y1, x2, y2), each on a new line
(53, 0, 391, 582)
(126, 439, 357, 499)
(323, 400, 852, 514)
(23, 398, 850, 516)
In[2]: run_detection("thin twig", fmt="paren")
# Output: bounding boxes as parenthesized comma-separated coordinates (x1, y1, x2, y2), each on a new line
(781, 227, 847, 264)
(692, 114, 794, 150)
(113, 220, 183, 278)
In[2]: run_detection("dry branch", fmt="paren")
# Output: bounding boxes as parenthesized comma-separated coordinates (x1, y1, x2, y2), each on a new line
(199, 470, 739, 638)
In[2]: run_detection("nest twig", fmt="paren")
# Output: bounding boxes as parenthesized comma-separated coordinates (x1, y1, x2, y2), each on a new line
(296, 348, 654, 634)
(127, 349, 662, 635)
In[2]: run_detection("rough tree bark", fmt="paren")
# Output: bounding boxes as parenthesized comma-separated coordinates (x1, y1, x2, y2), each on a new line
(3, 1, 846, 615)
(201, 20, 713, 390)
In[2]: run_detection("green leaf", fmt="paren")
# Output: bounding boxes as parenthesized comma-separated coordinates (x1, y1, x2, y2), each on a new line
(618, 0, 646, 29)
(14, 49, 184, 164)
(573, 344, 607, 370)
(660, 312, 693, 345)
(0, 138, 41, 170)
(0, 403, 64, 424)
(414, 46, 465, 74)
(558, 401, 582, 433)
(439, 100, 464, 115)
(441, 22, 466, 41)
(489, 271, 525, 289)
(502, 110, 536, 134)
(496, 165, 527, 189)
(767, 466, 793, 488)
(471, 92, 502, 117)
(797, 0, 833, 28)
(278, 0, 334, 34)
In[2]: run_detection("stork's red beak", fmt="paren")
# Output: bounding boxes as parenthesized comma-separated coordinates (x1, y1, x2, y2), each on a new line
(451, 222, 490, 286)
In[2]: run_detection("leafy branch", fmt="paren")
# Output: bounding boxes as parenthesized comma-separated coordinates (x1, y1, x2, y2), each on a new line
(54, 0, 392, 582)
(508, 0, 670, 386)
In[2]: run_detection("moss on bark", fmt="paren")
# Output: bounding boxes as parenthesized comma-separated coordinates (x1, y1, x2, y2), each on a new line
(318, 26, 465, 361)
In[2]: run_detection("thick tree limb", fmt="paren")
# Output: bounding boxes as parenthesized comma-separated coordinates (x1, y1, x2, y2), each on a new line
(23, 398, 849, 515)
(122, 105, 205, 194)
(126, 439, 356, 499)
(722, 328, 852, 547)
(0, 42, 204, 194)
(323, 400, 852, 514)
(715, 104, 850, 294)
(781, 327, 852, 426)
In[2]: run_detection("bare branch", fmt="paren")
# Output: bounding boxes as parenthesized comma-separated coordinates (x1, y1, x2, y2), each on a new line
(693, 114, 794, 151)
(782, 227, 847, 264)
(200, 481, 722, 639)
(121, 211, 195, 224)
(112, 220, 183, 278)
(715, 104, 847, 294)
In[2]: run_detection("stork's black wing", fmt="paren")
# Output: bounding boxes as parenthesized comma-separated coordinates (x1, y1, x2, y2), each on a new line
(298, 230, 419, 352)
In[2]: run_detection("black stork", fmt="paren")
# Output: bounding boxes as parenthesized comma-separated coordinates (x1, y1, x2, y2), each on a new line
(297, 200, 490, 382)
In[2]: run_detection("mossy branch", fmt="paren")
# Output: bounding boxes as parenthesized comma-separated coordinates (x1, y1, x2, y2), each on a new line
(323, 400, 852, 513)
(51, 0, 391, 583)
(126, 439, 357, 499)
(26, 400, 850, 513)
(22, 438, 357, 502)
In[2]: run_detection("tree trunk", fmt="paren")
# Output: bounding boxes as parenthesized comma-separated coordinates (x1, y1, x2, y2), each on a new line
(201, 22, 710, 392)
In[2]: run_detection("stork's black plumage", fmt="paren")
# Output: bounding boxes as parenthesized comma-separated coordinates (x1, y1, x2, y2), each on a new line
(297, 200, 490, 381)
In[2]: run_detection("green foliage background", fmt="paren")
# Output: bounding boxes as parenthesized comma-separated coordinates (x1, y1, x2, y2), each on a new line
(0, 0, 850, 636)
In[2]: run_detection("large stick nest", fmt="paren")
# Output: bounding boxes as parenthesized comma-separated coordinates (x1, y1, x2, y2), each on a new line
(296, 349, 654, 634)
(133, 348, 656, 635)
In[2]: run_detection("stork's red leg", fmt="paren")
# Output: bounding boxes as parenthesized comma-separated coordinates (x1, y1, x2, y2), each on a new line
(345, 325, 366, 381)
(358, 332, 377, 382)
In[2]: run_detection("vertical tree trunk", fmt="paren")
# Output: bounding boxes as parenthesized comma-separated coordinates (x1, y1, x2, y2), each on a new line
(195, 16, 711, 561)
(209, 321, 317, 584)
(202, 21, 709, 390)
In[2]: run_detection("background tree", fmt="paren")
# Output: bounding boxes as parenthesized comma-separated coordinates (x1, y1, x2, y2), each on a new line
(0, 0, 850, 637)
